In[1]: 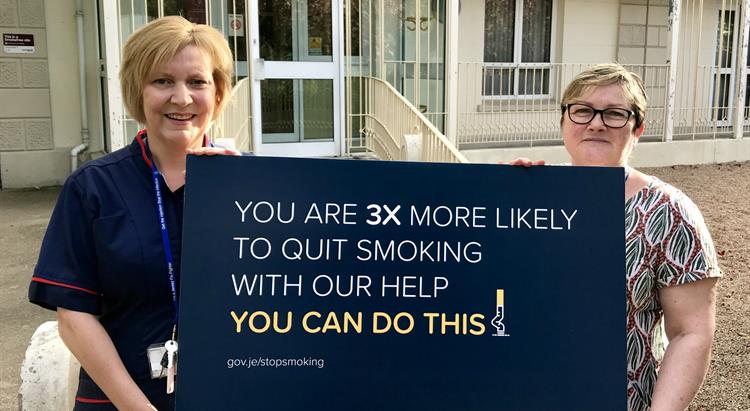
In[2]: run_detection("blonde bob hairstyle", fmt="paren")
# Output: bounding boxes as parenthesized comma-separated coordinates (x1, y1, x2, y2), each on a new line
(120, 16, 233, 124)
(560, 63, 648, 130)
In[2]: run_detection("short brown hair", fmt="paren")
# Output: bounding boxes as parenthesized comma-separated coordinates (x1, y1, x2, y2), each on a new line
(560, 63, 647, 129)
(120, 16, 233, 124)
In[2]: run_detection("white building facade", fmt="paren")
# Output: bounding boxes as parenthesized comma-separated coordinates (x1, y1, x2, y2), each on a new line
(1, 0, 748, 188)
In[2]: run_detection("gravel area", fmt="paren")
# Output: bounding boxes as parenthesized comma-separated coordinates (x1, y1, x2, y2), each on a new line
(642, 162, 750, 411)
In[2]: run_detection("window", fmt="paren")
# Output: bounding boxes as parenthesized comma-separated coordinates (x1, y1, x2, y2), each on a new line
(713, 9, 736, 123)
(483, 0, 553, 97)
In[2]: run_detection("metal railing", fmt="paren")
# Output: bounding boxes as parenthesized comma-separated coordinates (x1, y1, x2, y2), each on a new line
(343, 0, 458, 162)
(457, 13, 750, 148)
(207, 72, 463, 163)
(353, 76, 467, 163)
(383, 60, 447, 131)
(208, 77, 252, 152)
(673, 65, 736, 139)
(455, 62, 671, 146)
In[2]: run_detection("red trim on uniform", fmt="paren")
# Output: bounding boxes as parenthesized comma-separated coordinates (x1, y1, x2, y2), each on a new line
(135, 130, 210, 170)
(135, 129, 153, 169)
(76, 397, 112, 404)
(31, 277, 101, 296)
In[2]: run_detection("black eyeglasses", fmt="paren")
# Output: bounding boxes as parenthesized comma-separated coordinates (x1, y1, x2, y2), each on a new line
(563, 103, 635, 128)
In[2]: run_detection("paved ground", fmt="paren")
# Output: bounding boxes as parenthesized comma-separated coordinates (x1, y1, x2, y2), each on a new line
(0, 188, 58, 409)
(1, 163, 747, 410)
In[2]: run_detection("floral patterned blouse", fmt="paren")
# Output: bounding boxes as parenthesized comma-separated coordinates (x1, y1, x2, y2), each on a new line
(624, 177, 721, 411)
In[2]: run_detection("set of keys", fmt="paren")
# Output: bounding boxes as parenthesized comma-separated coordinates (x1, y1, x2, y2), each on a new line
(161, 340, 178, 394)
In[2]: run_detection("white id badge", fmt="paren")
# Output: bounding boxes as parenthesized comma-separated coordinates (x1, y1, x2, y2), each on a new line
(147, 343, 168, 379)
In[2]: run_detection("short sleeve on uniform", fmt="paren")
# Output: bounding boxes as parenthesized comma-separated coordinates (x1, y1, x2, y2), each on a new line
(29, 176, 102, 314)
(654, 189, 722, 288)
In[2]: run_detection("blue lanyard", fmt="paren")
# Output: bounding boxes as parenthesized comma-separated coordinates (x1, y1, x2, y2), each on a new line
(135, 131, 180, 331)
(150, 161, 179, 325)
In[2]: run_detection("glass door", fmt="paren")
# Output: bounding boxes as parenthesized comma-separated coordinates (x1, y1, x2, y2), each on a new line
(250, 0, 343, 156)
(382, 0, 446, 131)
(209, 1, 249, 79)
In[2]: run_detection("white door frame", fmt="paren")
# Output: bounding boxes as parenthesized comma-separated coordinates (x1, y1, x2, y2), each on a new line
(100, 0, 125, 151)
(249, 0, 345, 157)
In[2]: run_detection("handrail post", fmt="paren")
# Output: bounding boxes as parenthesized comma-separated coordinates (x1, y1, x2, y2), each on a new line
(734, 0, 750, 139)
(664, 0, 681, 142)
(445, 0, 460, 146)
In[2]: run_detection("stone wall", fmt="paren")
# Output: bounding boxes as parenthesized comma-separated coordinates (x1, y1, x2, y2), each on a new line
(617, 0, 670, 64)
(0, 0, 53, 156)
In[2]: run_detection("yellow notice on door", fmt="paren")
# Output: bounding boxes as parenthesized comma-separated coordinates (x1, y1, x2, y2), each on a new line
(309, 36, 322, 56)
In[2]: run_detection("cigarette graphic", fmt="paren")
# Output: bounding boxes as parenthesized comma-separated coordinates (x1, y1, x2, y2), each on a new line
(491, 289, 506, 336)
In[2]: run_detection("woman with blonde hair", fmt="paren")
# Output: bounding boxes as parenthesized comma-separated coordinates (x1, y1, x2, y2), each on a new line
(29, 16, 239, 410)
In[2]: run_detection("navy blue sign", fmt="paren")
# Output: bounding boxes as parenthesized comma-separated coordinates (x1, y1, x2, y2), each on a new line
(178, 156, 626, 410)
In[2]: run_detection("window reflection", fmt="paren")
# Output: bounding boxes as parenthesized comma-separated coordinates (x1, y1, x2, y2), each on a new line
(151, 0, 207, 24)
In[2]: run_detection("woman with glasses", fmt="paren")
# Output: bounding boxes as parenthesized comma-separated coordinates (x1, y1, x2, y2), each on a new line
(515, 63, 721, 411)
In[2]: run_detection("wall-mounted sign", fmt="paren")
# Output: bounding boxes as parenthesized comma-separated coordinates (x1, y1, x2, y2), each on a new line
(227, 14, 244, 37)
(3, 33, 35, 54)
(177, 156, 627, 410)
(309, 36, 322, 55)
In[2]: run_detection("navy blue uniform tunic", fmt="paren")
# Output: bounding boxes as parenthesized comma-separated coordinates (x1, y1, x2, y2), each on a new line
(29, 135, 183, 410)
